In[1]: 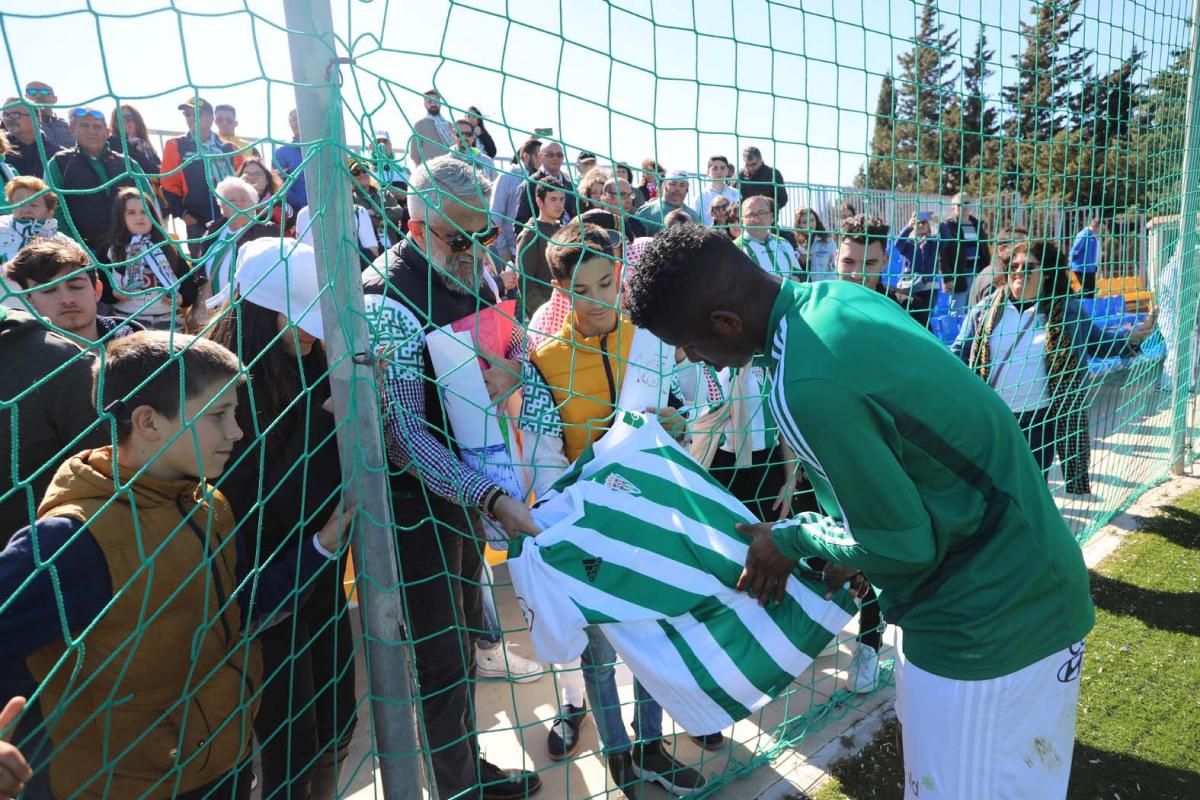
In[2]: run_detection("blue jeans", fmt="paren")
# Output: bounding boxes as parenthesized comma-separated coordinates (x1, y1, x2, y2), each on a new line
(478, 560, 503, 647)
(580, 626, 662, 753)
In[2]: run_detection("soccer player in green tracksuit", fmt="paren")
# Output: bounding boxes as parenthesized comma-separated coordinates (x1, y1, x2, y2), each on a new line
(624, 225, 1094, 800)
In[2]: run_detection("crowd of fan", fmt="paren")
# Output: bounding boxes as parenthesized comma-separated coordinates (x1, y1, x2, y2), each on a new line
(0, 81, 1160, 800)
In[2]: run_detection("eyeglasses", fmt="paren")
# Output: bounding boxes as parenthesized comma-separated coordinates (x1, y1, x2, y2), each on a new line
(2, 110, 30, 120)
(25, 87, 52, 97)
(122, 114, 137, 123)
(71, 108, 105, 121)
(421, 220, 498, 253)
(711, 203, 731, 213)
(541, 150, 564, 159)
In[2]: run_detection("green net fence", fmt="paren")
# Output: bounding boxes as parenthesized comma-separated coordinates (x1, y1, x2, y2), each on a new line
(0, 0, 1198, 798)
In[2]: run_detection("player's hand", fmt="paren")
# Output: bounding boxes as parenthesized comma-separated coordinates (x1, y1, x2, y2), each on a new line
(645, 406, 686, 440)
(0, 696, 32, 800)
(735, 521, 796, 606)
(820, 562, 870, 601)
(493, 494, 541, 538)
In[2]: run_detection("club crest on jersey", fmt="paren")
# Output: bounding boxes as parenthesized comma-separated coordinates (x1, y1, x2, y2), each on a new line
(582, 557, 603, 582)
(603, 472, 642, 496)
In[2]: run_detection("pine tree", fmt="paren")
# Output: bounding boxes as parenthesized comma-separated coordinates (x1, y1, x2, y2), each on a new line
(893, 0, 960, 193)
(1073, 48, 1144, 144)
(856, 73, 898, 190)
(958, 31, 999, 187)
(1000, 0, 1095, 195)
(1129, 47, 1192, 214)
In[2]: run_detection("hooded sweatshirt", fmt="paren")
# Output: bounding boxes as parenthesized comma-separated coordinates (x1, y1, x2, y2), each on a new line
(0, 447, 332, 798)
(0, 306, 101, 546)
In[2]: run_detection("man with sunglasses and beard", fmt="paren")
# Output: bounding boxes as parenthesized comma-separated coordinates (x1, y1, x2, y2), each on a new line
(44, 107, 148, 268)
(362, 155, 542, 800)
(23, 82, 73, 150)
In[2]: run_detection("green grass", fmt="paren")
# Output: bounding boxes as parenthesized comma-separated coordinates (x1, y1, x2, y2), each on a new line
(807, 489, 1200, 800)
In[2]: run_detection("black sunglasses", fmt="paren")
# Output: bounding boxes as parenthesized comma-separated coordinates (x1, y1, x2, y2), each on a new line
(424, 221, 499, 253)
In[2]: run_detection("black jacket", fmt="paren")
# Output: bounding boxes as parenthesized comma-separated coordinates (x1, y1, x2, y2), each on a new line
(363, 242, 501, 497)
(938, 215, 991, 294)
(514, 169, 577, 230)
(5, 135, 60, 179)
(476, 126, 498, 159)
(107, 135, 161, 178)
(219, 355, 341, 567)
(0, 307, 104, 547)
(46, 146, 140, 257)
(739, 163, 788, 211)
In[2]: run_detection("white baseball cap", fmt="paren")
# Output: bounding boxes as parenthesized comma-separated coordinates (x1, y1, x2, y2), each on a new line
(227, 237, 326, 339)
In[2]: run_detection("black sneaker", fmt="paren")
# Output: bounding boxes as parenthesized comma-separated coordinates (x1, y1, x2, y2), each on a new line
(630, 740, 705, 796)
(546, 702, 589, 761)
(478, 759, 542, 799)
(688, 731, 726, 751)
(606, 751, 642, 800)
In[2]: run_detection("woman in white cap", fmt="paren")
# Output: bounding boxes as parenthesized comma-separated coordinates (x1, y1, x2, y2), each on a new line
(209, 238, 357, 800)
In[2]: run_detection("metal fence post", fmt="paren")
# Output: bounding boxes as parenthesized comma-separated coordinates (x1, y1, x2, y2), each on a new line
(1170, 2, 1200, 476)
(280, 1, 429, 796)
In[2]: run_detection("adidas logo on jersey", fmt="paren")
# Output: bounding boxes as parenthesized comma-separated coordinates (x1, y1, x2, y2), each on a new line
(603, 472, 642, 496)
(583, 557, 603, 582)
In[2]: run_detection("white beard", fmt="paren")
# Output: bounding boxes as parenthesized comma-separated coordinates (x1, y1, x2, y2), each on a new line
(429, 247, 480, 296)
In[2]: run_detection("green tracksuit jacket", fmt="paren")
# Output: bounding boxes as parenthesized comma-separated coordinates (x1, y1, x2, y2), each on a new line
(764, 279, 1094, 680)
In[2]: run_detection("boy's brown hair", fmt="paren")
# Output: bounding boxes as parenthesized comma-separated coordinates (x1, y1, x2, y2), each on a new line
(546, 222, 619, 282)
(5, 175, 59, 214)
(3, 237, 93, 288)
(96, 331, 243, 441)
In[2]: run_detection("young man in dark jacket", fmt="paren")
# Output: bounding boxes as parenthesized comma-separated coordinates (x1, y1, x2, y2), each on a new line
(159, 97, 242, 256)
(738, 145, 788, 212)
(0, 306, 102, 549)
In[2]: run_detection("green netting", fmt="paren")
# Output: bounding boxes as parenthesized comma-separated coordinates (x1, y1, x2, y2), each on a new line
(0, 1, 1198, 799)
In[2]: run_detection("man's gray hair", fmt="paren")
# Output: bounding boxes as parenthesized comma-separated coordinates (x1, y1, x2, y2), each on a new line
(215, 175, 259, 207)
(407, 154, 493, 221)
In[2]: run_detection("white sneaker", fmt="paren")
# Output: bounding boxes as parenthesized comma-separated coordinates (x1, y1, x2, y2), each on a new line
(847, 646, 880, 694)
(475, 642, 544, 683)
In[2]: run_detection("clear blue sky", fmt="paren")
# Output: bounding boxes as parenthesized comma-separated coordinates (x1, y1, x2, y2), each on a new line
(0, 0, 1190, 187)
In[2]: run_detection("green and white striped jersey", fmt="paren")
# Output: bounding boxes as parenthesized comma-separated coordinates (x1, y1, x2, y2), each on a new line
(508, 412, 855, 735)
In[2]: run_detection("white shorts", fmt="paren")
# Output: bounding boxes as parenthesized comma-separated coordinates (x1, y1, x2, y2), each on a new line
(895, 638, 1085, 799)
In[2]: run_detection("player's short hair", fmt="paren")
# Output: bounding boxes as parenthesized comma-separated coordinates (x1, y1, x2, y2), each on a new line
(626, 225, 761, 331)
(839, 214, 890, 248)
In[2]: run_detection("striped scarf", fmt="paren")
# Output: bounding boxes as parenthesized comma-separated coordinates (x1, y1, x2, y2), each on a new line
(968, 288, 1081, 401)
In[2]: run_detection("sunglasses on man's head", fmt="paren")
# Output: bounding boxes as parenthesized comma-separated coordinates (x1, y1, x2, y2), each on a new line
(25, 87, 52, 97)
(71, 108, 105, 121)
